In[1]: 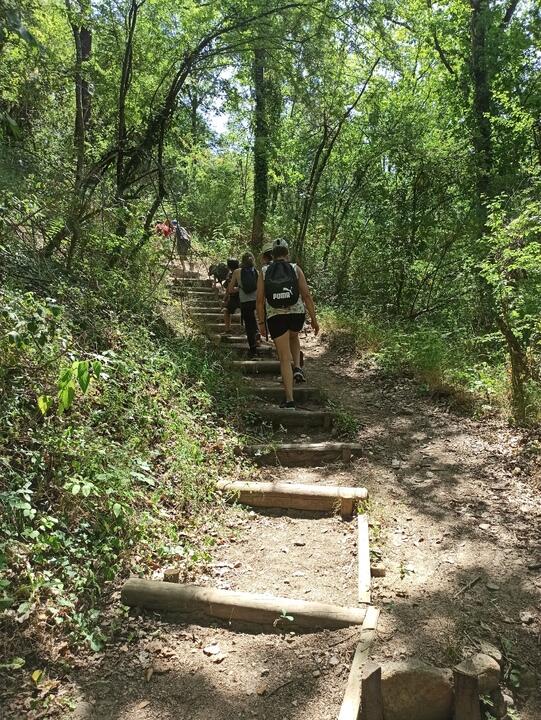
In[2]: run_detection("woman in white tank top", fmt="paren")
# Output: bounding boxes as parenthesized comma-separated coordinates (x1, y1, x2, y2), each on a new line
(256, 239, 319, 409)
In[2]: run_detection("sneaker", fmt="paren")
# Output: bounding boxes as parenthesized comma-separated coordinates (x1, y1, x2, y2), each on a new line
(279, 400, 296, 410)
(293, 366, 306, 383)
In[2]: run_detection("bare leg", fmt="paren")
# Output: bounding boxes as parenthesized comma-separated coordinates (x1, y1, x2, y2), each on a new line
(289, 331, 301, 368)
(274, 331, 294, 402)
(223, 309, 231, 333)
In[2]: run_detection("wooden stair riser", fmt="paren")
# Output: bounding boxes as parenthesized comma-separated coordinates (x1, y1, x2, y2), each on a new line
(172, 278, 213, 288)
(121, 579, 367, 630)
(205, 323, 242, 333)
(248, 385, 322, 403)
(217, 480, 367, 518)
(246, 442, 363, 467)
(192, 313, 232, 322)
(250, 408, 333, 430)
(232, 360, 281, 375)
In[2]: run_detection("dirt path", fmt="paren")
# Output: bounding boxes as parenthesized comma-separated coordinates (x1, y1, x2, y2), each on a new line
(8, 273, 539, 720)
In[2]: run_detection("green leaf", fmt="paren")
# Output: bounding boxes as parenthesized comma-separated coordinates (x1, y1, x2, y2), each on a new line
(92, 360, 102, 379)
(59, 384, 75, 411)
(112, 502, 122, 518)
(31, 669, 43, 685)
(0, 657, 25, 670)
(37, 395, 53, 416)
(77, 361, 90, 393)
(71, 484, 81, 496)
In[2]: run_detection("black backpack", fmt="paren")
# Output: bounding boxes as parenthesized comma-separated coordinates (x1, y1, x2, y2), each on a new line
(214, 263, 229, 282)
(240, 267, 258, 294)
(264, 261, 299, 308)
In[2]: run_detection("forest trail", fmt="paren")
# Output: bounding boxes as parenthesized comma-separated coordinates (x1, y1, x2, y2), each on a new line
(66, 271, 541, 720)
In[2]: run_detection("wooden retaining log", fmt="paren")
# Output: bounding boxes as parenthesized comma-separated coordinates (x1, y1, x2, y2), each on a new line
(338, 606, 380, 720)
(232, 360, 281, 374)
(216, 479, 368, 517)
(121, 580, 367, 630)
(247, 441, 363, 466)
(358, 514, 371, 604)
(252, 406, 333, 429)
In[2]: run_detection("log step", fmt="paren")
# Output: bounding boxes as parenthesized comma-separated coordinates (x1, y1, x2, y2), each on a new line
(205, 323, 242, 333)
(121, 579, 367, 630)
(246, 442, 363, 466)
(185, 290, 221, 298)
(251, 406, 332, 429)
(247, 384, 322, 402)
(171, 270, 200, 279)
(192, 312, 231, 322)
(190, 305, 223, 313)
(173, 277, 213, 287)
(217, 479, 367, 517)
(232, 360, 281, 375)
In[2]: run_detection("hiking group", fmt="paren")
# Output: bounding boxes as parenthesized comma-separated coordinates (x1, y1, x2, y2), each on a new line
(209, 239, 319, 410)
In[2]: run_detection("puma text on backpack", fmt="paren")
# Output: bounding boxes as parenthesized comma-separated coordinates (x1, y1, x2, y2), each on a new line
(240, 267, 258, 294)
(264, 261, 299, 309)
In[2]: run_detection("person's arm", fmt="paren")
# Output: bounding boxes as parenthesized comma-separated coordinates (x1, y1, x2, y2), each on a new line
(224, 269, 238, 301)
(297, 266, 319, 335)
(256, 271, 266, 334)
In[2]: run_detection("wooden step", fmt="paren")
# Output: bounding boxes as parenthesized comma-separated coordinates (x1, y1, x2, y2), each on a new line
(172, 277, 213, 288)
(189, 305, 223, 313)
(121, 579, 367, 630)
(217, 479, 367, 517)
(205, 322, 241, 333)
(191, 312, 229, 322)
(247, 384, 321, 403)
(185, 290, 221, 298)
(251, 406, 332, 429)
(232, 360, 281, 375)
(171, 270, 200, 279)
(246, 442, 363, 466)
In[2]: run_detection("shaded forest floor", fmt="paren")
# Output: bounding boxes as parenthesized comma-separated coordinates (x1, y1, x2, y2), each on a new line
(3, 331, 541, 720)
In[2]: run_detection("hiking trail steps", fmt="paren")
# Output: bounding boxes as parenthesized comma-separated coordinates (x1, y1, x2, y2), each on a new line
(122, 272, 379, 719)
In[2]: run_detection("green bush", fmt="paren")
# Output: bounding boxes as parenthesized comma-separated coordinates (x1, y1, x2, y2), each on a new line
(0, 277, 245, 654)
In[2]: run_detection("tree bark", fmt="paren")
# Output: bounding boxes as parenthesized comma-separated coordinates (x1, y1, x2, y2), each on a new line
(251, 46, 268, 252)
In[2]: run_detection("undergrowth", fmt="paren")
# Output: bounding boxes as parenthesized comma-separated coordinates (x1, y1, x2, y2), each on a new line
(0, 261, 247, 668)
(320, 307, 540, 423)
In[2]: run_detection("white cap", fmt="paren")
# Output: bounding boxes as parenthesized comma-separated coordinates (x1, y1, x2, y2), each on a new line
(273, 238, 288, 250)
(262, 242, 273, 254)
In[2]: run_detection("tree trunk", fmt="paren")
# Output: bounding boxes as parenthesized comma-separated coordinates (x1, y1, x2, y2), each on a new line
(251, 46, 268, 252)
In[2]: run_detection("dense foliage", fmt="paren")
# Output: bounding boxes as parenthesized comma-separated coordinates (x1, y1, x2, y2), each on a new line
(0, 0, 540, 675)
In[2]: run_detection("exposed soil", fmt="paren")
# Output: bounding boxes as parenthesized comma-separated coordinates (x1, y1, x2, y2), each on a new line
(3, 313, 541, 720)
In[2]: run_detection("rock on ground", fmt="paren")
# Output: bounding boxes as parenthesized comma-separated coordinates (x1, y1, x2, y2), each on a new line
(381, 660, 453, 720)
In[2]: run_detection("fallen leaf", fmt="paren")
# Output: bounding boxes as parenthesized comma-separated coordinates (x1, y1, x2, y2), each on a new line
(135, 700, 150, 710)
(145, 667, 154, 682)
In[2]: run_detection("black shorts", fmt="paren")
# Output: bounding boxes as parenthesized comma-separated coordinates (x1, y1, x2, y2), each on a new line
(267, 312, 305, 339)
(226, 294, 240, 314)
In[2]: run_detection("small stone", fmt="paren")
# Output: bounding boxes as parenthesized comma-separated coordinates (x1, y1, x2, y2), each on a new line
(312, 670, 321, 677)
(520, 611, 536, 625)
(479, 523, 490, 531)
(486, 582, 500, 591)
(478, 640, 502, 664)
(329, 656, 340, 666)
(456, 653, 500, 693)
(261, 669, 270, 677)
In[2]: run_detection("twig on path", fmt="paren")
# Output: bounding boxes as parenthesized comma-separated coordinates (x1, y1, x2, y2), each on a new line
(453, 575, 482, 600)
(267, 676, 299, 696)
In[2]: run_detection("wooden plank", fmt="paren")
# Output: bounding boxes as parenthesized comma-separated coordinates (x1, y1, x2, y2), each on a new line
(358, 514, 371, 604)
(360, 662, 384, 720)
(121, 580, 367, 630)
(337, 606, 380, 720)
(217, 480, 368, 515)
(453, 666, 481, 720)
(253, 407, 333, 429)
(247, 441, 363, 466)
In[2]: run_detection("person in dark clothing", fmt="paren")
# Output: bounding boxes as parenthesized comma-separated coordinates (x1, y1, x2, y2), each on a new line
(222, 258, 240, 334)
(227, 252, 259, 357)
